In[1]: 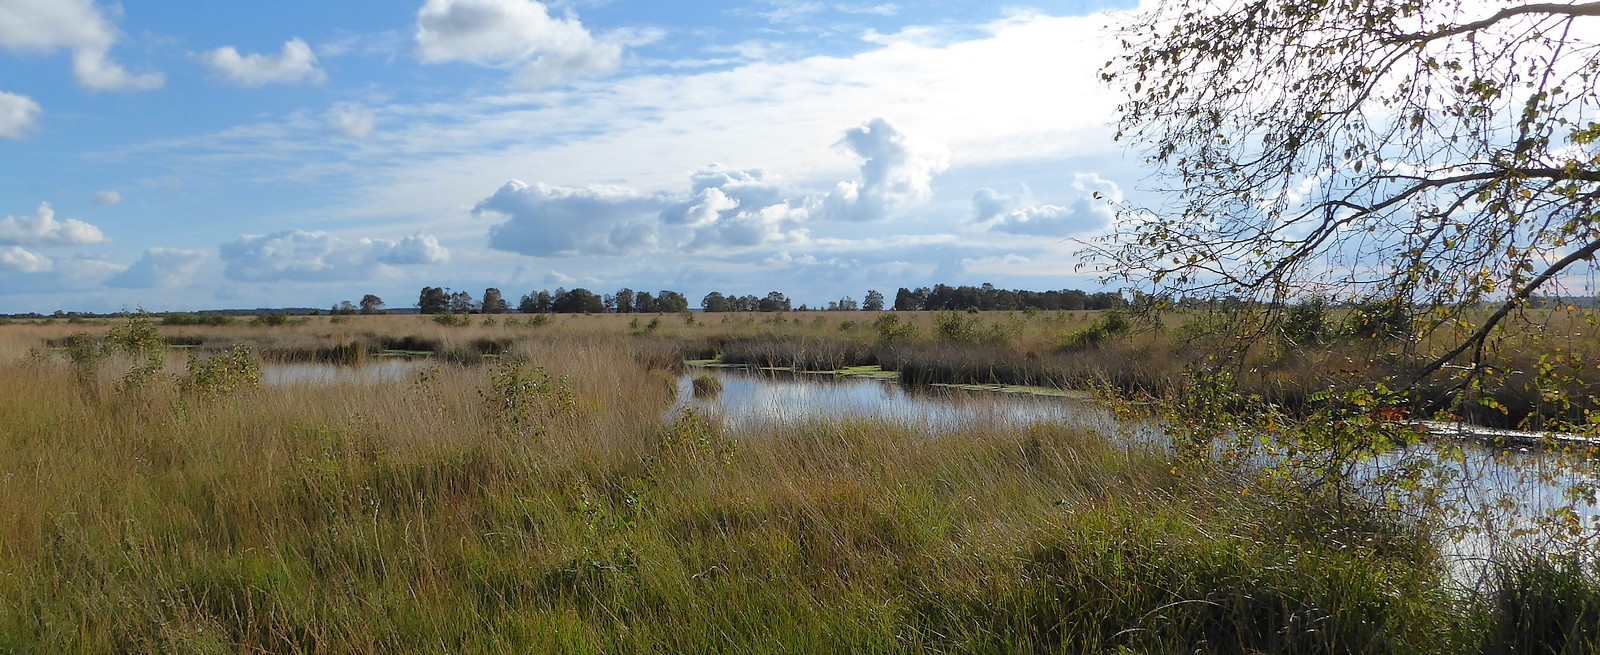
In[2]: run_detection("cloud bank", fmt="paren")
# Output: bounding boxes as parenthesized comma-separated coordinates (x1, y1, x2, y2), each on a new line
(219, 230, 448, 282)
(970, 173, 1119, 236)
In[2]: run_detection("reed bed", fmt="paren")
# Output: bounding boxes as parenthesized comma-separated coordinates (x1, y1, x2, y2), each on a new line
(0, 316, 1596, 652)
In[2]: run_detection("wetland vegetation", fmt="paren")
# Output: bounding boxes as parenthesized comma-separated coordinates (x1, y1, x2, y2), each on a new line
(0, 309, 1596, 653)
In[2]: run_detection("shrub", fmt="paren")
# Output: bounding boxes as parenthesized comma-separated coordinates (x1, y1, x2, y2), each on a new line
(1059, 311, 1132, 351)
(691, 374, 723, 398)
(875, 314, 919, 343)
(182, 345, 263, 398)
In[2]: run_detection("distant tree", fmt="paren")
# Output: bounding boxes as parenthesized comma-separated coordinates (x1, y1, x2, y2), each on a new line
(418, 287, 449, 314)
(757, 291, 791, 313)
(331, 300, 357, 315)
(863, 289, 885, 312)
(613, 288, 634, 313)
(893, 288, 917, 311)
(552, 288, 605, 313)
(481, 288, 509, 314)
(448, 290, 476, 314)
(519, 290, 553, 313)
(701, 291, 729, 312)
(655, 290, 690, 313)
(359, 294, 385, 314)
(634, 291, 656, 314)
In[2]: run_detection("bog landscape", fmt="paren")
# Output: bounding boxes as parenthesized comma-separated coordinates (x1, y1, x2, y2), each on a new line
(2, 0, 1600, 652)
(0, 292, 1597, 652)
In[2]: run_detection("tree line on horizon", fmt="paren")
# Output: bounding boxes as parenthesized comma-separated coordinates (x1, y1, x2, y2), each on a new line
(408, 283, 1129, 315)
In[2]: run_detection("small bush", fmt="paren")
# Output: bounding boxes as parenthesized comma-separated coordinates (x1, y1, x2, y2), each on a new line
(691, 374, 723, 398)
(1059, 311, 1132, 351)
(1279, 296, 1331, 345)
(875, 314, 919, 343)
(182, 345, 263, 398)
(249, 312, 293, 327)
(433, 313, 471, 327)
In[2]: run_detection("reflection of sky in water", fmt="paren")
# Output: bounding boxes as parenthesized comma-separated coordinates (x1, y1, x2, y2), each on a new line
(674, 369, 1129, 437)
(262, 359, 429, 386)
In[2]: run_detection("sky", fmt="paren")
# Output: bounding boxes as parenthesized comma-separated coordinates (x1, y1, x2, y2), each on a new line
(0, 0, 1143, 313)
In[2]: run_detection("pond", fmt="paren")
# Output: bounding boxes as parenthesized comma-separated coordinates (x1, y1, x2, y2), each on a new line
(672, 367, 1132, 437)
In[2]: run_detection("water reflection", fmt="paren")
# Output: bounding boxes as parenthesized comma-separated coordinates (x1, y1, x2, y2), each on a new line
(261, 358, 430, 386)
(673, 368, 1126, 436)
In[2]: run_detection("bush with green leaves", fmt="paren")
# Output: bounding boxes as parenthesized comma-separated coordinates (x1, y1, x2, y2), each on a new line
(181, 345, 262, 398)
(478, 357, 576, 440)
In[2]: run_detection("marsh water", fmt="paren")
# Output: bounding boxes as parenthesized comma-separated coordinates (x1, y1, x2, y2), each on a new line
(670, 367, 1129, 436)
(261, 359, 1597, 570)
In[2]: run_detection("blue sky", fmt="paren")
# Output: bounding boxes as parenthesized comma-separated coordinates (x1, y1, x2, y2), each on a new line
(0, 0, 1140, 313)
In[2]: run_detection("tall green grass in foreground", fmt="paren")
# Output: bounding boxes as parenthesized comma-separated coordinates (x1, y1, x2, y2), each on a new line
(0, 330, 1596, 653)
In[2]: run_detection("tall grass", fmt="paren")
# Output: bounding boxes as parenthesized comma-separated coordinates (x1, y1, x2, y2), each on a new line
(0, 317, 1596, 652)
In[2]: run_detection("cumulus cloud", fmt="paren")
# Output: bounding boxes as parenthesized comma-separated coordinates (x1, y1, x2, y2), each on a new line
(93, 189, 122, 205)
(219, 229, 449, 282)
(481, 120, 950, 258)
(0, 203, 107, 246)
(823, 117, 948, 221)
(200, 38, 327, 87)
(327, 103, 375, 139)
(0, 0, 163, 91)
(970, 173, 1119, 236)
(0, 246, 51, 273)
(660, 167, 811, 250)
(0, 91, 42, 139)
(479, 180, 664, 256)
(106, 248, 208, 288)
(414, 0, 621, 87)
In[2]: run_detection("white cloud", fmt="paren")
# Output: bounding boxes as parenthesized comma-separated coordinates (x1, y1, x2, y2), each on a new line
(822, 117, 949, 221)
(106, 248, 208, 288)
(327, 103, 375, 139)
(838, 4, 898, 16)
(478, 180, 665, 256)
(0, 91, 42, 139)
(0, 246, 51, 273)
(72, 49, 164, 91)
(219, 230, 450, 282)
(93, 189, 122, 206)
(200, 38, 327, 87)
(660, 166, 811, 250)
(414, 0, 621, 87)
(0, 0, 163, 91)
(971, 173, 1119, 236)
(383, 233, 450, 265)
(0, 203, 107, 246)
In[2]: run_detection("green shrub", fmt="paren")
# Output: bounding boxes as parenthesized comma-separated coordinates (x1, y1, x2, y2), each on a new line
(182, 345, 262, 398)
(874, 314, 919, 342)
(1060, 311, 1132, 351)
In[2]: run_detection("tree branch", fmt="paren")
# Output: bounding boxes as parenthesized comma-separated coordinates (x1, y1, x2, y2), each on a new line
(1390, 2, 1600, 45)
